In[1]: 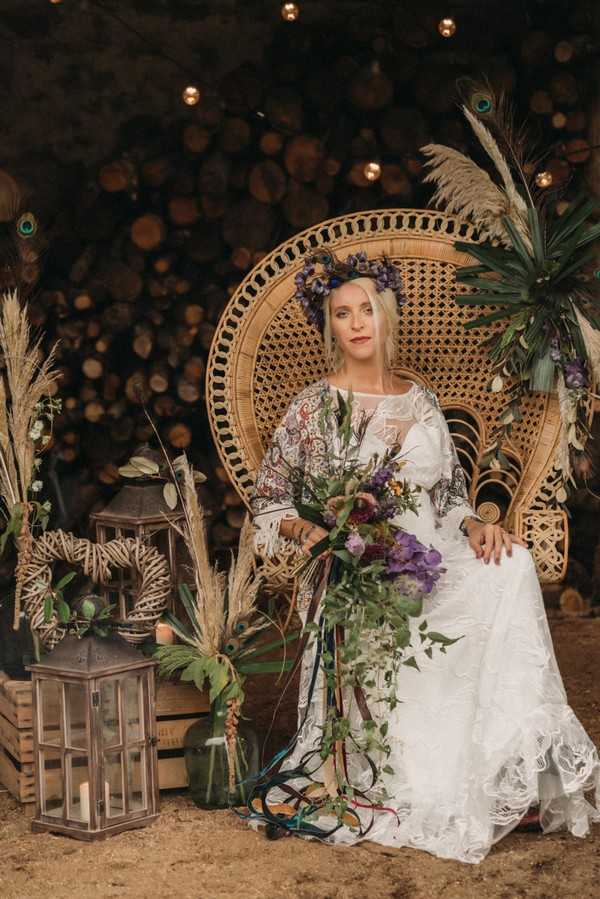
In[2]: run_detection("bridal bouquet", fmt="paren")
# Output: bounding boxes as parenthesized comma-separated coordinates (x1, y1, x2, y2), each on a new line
(274, 389, 458, 826)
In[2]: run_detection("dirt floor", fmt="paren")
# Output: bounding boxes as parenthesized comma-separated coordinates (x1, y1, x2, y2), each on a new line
(1, 614, 599, 899)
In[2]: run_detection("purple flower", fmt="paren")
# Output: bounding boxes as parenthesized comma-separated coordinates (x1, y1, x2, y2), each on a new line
(345, 531, 365, 558)
(549, 337, 562, 363)
(384, 529, 445, 591)
(366, 465, 393, 490)
(564, 357, 587, 389)
(423, 547, 442, 567)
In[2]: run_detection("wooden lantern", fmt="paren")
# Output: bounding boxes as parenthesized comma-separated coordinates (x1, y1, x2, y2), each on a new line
(90, 448, 184, 618)
(28, 634, 159, 840)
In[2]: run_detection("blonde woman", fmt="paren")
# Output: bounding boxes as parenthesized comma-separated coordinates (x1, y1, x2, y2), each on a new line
(249, 249, 600, 863)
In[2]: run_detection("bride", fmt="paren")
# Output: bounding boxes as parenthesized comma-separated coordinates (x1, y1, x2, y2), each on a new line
(248, 249, 600, 864)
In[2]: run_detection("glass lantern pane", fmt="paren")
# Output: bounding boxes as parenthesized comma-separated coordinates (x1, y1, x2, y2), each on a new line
(104, 750, 125, 818)
(66, 753, 90, 824)
(65, 683, 87, 750)
(100, 681, 120, 748)
(123, 676, 141, 744)
(39, 680, 62, 746)
(127, 747, 147, 813)
(40, 747, 63, 817)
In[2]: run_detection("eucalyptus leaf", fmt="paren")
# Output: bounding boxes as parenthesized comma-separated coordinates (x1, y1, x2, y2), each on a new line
(57, 599, 71, 624)
(403, 656, 420, 671)
(129, 456, 160, 475)
(55, 571, 77, 592)
(81, 599, 96, 620)
(43, 595, 53, 622)
(118, 464, 145, 478)
(163, 482, 178, 510)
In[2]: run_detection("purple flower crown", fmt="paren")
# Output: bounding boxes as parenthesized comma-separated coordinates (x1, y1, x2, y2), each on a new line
(294, 249, 408, 331)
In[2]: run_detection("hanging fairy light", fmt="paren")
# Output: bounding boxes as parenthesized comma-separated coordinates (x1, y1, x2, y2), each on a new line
(182, 85, 201, 107)
(364, 161, 382, 182)
(281, 2, 300, 21)
(49, 0, 63, 4)
(535, 170, 553, 188)
(438, 17, 457, 38)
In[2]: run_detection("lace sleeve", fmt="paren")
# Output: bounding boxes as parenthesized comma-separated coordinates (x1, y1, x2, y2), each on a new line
(249, 398, 304, 557)
(421, 389, 482, 534)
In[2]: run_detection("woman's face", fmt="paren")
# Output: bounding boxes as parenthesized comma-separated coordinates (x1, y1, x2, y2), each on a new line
(329, 282, 385, 363)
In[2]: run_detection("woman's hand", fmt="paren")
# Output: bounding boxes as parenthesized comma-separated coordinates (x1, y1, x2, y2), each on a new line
(280, 517, 330, 557)
(463, 517, 529, 565)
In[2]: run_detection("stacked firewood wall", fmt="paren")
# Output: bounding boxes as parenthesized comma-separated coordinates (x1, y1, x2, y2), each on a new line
(30, 10, 596, 548)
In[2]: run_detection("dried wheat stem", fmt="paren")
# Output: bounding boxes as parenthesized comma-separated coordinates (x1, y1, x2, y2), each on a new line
(225, 696, 242, 793)
(13, 501, 31, 630)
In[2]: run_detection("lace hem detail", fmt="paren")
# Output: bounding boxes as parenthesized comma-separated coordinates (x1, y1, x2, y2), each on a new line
(262, 703, 600, 864)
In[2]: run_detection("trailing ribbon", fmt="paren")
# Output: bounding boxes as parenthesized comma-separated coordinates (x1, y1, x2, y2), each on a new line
(232, 555, 401, 840)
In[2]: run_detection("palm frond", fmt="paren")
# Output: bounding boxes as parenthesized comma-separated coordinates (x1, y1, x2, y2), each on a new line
(154, 644, 199, 679)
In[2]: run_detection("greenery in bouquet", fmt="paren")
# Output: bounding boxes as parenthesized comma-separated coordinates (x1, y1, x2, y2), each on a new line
(420, 80, 600, 499)
(276, 388, 459, 819)
(0, 289, 61, 628)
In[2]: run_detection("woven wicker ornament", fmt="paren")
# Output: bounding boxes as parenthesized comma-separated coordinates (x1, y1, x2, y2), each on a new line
(21, 529, 171, 650)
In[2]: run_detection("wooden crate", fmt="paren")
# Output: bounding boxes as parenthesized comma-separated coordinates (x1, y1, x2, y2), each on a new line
(0, 672, 35, 802)
(155, 678, 210, 791)
(0, 671, 209, 802)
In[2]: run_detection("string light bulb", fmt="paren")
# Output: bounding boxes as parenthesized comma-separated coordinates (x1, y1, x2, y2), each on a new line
(438, 17, 457, 38)
(182, 85, 201, 106)
(281, 2, 300, 21)
(535, 170, 553, 188)
(364, 161, 382, 182)
(49, 0, 63, 4)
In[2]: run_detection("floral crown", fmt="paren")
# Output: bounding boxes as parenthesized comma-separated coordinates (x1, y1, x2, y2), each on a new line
(293, 249, 408, 331)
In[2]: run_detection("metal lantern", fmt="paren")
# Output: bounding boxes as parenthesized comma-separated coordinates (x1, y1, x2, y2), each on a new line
(90, 447, 184, 619)
(28, 634, 159, 841)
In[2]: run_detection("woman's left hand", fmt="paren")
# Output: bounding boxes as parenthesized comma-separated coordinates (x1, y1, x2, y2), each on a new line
(465, 519, 529, 565)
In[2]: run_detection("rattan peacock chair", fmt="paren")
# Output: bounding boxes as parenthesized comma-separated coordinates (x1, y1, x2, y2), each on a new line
(206, 208, 574, 599)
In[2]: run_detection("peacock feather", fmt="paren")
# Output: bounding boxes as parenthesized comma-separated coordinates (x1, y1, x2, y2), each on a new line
(0, 169, 45, 297)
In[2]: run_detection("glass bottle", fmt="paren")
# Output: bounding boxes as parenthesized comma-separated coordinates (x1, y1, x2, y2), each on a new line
(183, 692, 259, 809)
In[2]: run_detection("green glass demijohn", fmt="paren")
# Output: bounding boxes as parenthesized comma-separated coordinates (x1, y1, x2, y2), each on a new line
(183, 692, 259, 809)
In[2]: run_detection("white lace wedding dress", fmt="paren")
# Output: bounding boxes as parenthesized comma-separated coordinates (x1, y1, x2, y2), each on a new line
(251, 380, 600, 864)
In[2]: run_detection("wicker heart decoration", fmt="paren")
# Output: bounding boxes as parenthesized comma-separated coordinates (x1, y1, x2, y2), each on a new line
(21, 529, 171, 650)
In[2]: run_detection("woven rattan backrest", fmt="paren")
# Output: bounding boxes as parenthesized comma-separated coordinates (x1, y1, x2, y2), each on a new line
(207, 209, 567, 581)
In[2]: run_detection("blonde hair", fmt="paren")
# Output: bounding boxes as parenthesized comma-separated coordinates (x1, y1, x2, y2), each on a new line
(322, 276, 399, 372)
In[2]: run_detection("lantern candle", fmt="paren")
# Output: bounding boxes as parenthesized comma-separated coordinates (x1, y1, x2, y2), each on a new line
(79, 780, 111, 823)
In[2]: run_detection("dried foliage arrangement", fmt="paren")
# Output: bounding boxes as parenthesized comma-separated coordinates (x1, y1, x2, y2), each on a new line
(153, 452, 295, 791)
(0, 288, 61, 627)
(421, 80, 600, 498)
